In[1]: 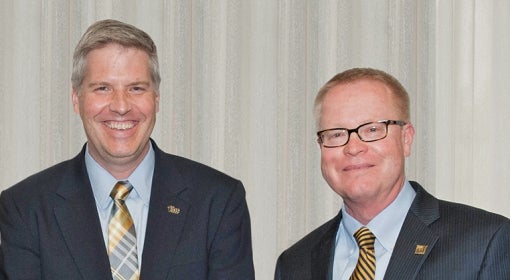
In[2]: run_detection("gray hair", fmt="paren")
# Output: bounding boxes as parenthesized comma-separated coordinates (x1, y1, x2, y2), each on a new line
(71, 19, 161, 92)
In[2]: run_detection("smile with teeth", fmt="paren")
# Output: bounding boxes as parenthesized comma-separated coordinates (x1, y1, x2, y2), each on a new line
(105, 121, 136, 130)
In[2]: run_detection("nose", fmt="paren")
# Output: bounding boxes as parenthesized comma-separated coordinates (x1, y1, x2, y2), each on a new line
(343, 131, 366, 156)
(109, 90, 131, 115)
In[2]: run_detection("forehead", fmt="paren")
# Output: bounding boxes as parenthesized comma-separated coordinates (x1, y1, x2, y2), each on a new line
(83, 44, 151, 77)
(320, 80, 399, 127)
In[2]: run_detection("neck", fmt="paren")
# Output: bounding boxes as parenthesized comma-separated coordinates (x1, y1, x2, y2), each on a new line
(344, 203, 383, 225)
(343, 179, 405, 225)
(89, 143, 150, 180)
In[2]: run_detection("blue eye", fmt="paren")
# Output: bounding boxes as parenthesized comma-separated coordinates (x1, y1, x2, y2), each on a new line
(331, 131, 346, 138)
(130, 84, 149, 94)
(93, 86, 111, 94)
(368, 126, 380, 133)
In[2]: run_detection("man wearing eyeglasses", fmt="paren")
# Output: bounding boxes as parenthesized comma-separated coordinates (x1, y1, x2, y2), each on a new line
(274, 68, 510, 280)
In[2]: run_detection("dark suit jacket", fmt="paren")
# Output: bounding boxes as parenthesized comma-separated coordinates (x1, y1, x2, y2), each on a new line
(0, 141, 255, 279)
(275, 181, 510, 280)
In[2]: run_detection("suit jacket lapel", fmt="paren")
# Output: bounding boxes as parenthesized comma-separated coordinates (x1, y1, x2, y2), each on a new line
(140, 144, 190, 279)
(311, 212, 342, 280)
(53, 150, 112, 279)
(383, 181, 440, 280)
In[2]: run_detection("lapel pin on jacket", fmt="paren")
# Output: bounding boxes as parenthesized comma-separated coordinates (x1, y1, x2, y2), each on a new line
(167, 205, 181, 214)
(414, 245, 428, 255)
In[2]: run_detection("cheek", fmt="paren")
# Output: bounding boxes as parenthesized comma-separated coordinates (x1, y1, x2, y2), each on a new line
(80, 97, 108, 118)
(321, 149, 336, 165)
(376, 142, 406, 171)
(320, 150, 341, 175)
(134, 96, 158, 115)
(80, 103, 96, 119)
(145, 102, 158, 116)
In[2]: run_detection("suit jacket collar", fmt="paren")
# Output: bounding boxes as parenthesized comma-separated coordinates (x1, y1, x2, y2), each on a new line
(383, 181, 440, 280)
(311, 212, 342, 280)
(53, 145, 112, 279)
(139, 140, 190, 279)
(53, 140, 191, 279)
(311, 181, 440, 280)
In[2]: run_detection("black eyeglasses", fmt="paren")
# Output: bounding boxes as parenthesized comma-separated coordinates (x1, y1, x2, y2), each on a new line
(316, 120, 407, 148)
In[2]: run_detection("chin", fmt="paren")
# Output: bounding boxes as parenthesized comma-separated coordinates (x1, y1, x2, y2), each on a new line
(339, 181, 374, 195)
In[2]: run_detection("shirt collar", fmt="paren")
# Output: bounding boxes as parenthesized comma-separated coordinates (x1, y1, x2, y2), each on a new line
(85, 143, 155, 210)
(341, 180, 416, 251)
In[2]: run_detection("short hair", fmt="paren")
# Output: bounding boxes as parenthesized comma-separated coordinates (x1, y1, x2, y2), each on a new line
(313, 68, 410, 128)
(71, 19, 161, 92)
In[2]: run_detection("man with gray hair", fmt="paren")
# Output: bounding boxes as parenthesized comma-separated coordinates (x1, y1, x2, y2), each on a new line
(0, 19, 254, 280)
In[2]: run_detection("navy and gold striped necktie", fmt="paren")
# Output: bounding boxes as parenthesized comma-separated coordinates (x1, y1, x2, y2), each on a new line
(350, 227, 376, 280)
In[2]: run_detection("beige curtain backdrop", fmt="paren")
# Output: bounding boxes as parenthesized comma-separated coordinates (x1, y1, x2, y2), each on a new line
(1, 1, 509, 278)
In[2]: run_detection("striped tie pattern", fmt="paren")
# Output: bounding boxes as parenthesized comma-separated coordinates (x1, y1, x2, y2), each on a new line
(350, 227, 376, 280)
(108, 181, 139, 280)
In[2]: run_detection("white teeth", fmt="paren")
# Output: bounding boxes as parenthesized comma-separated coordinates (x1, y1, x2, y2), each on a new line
(106, 121, 135, 130)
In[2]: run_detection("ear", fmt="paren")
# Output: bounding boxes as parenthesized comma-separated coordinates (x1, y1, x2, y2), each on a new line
(72, 88, 80, 114)
(155, 92, 160, 113)
(402, 122, 415, 157)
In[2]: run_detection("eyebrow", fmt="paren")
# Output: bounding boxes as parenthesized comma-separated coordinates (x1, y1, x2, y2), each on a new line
(127, 81, 151, 87)
(86, 81, 151, 88)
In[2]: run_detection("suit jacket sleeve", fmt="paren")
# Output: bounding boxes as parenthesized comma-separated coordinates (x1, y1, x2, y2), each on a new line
(274, 253, 284, 280)
(0, 150, 112, 280)
(142, 146, 255, 279)
(0, 188, 41, 279)
(478, 219, 510, 279)
(207, 180, 255, 279)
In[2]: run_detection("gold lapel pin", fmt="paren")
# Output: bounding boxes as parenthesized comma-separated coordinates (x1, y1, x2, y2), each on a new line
(414, 245, 428, 255)
(167, 205, 181, 214)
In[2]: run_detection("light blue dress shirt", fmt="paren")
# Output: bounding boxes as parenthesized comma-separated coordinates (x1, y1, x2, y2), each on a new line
(85, 143, 155, 268)
(332, 180, 416, 280)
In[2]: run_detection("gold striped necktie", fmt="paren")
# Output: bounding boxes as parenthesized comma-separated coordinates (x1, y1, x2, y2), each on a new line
(350, 227, 376, 280)
(108, 181, 139, 280)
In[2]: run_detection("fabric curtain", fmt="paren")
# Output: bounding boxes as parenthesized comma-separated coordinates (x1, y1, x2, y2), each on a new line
(1, 1, 509, 278)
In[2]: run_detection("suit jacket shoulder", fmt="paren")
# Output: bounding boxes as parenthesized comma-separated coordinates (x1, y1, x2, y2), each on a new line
(385, 181, 510, 280)
(154, 146, 242, 193)
(1, 149, 89, 205)
(0, 146, 111, 279)
(275, 181, 510, 280)
(137, 142, 255, 279)
(1, 142, 255, 280)
(275, 212, 340, 280)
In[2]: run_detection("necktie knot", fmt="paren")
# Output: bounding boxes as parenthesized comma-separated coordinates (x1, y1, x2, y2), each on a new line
(353, 227, 376, 250)
(110, 181, 133, 201)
